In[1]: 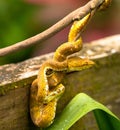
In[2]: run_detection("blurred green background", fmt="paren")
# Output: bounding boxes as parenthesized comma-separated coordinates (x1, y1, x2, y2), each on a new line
(0, 0, 120, 65)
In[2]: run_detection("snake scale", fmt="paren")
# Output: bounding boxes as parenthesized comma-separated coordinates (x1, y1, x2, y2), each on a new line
(30, 0, 111, 127)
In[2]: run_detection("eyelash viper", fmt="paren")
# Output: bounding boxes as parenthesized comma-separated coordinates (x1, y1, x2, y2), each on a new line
(30, 13, 95, 128)
(30, 0, 111, 127)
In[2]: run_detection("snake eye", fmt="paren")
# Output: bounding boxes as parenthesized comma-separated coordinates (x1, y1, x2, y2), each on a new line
(46, 69, 53, 76)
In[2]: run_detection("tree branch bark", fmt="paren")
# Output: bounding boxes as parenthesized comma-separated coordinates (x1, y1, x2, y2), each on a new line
(0, 0, 105, 57)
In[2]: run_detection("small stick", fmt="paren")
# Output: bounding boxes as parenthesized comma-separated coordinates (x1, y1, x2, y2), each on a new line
(0, 0, 104, 57)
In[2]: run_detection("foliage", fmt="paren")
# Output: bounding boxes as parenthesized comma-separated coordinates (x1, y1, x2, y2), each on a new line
(44, 93, 120, 130)
(0, 0, 38, 64)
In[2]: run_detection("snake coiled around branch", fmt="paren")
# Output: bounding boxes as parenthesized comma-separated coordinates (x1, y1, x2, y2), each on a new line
(30, 0, 111, 127)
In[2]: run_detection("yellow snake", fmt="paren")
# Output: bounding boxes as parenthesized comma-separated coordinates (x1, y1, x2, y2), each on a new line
(30, 13, 95, 128)
(30, 0, 111, 127)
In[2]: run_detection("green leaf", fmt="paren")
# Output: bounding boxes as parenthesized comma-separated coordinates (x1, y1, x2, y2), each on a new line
(45, 93, 120, 130)
(94, 109, 120, 130)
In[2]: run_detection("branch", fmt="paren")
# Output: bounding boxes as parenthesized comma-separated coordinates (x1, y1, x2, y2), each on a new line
(0, 0, 104, 57)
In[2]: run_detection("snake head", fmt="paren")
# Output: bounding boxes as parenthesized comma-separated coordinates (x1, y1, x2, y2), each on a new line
(67, 56, 95, 72)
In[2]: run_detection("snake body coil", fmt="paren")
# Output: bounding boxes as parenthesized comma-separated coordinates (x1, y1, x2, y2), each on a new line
(30, 0, 111, 126)
(30, 13, 95, 128)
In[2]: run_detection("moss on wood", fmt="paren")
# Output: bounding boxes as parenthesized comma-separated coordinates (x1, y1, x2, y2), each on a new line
(0, 35, 120, 130)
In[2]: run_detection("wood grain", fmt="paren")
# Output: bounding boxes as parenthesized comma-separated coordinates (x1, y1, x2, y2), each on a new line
(0, 34, 120, 130)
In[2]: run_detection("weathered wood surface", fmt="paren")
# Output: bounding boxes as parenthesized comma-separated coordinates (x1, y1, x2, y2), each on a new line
(0, 34, 120, 130)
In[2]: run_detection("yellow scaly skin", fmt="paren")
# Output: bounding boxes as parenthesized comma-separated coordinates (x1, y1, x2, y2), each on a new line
(30, 0, 113, 124)
(30, 13, 95, 128)
(29, 0, 111, 127)
(98, 0, 112, 10)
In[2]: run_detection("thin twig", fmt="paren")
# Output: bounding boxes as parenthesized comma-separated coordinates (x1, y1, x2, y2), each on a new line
(0, 0, 104, 57)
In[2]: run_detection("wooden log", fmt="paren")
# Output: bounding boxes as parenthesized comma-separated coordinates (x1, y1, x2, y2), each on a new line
(0, 34, 120, 130)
